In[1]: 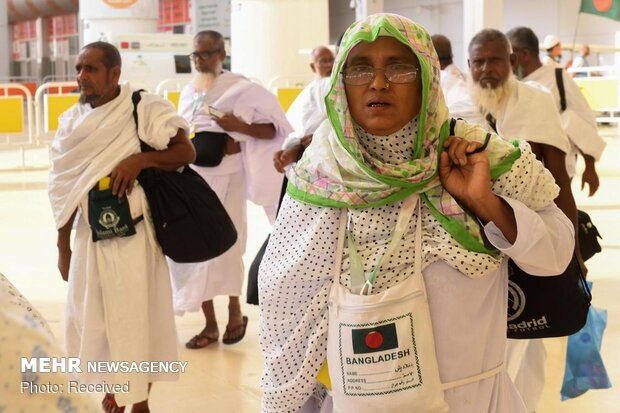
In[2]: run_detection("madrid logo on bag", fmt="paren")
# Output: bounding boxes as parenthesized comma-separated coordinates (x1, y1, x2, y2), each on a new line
(507, 279, 526, 322)
(506, 256, 591, 339)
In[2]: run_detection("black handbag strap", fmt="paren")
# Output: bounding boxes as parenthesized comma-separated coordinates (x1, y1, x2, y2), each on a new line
(449, 117, 492, 153)
(449, 117, 457, 135)
(131, 89, 156, 153)
(555, 67, 567, 112)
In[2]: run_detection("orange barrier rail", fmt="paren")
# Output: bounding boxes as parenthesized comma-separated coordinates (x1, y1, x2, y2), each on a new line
(0, 82, 37, 98)
(34, 81, 79, 140)
(0, 83, 34, 143)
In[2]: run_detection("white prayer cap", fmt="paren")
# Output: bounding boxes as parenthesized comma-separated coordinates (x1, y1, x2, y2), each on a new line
(543, 34, 560, 50)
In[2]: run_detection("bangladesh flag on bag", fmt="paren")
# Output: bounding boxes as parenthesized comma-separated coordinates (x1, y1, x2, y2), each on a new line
(580, 0, 620, 21)
(351, 323, 399, 354)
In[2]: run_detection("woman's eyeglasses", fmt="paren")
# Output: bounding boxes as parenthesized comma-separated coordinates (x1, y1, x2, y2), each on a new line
(189, 49, 222, 61)
(342, 64, 419, 86)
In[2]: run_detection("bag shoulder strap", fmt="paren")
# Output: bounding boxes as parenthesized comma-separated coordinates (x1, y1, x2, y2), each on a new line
(555, 67, 567, 112)
(449, 118, 457, 136)
(442, 362, 505, 390)
(131, 89, 155, 153)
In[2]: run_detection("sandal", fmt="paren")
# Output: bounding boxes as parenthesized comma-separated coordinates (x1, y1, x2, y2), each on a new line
(185, 332, 219, 349)
(223, 315, 248, 345)
(102, 393, 125, 413)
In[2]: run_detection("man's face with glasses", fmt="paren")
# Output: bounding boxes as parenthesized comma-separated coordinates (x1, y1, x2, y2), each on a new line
(343, 36, 422, 136)
(190, 36, 225, 75)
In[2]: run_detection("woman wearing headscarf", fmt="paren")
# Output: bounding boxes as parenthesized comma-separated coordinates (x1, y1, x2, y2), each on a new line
(258, 14, 573, 413)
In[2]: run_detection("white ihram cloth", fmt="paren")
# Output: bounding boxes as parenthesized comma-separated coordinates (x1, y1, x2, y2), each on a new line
(488, 80, 570, 413)
(493, 80, 570, 154)
(259, 139, 574, 413)
(439, 66, 486, 126)
(169, 72, 291, 311)
(1, 273, 99, 411)
(542, 55, 561, 67)
(282, 77, 331, 149)
(178, 71, 293, 208)
(524, 65, 606, 177)
(48, 84, 188, 407)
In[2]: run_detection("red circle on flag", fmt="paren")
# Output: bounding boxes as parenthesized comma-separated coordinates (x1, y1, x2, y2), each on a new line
(592, 0, 612, 12)
(365, 331, 384, 349)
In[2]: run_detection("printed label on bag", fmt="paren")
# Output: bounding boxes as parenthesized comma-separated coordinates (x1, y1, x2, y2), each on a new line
(88, 186, 136, 242)
(338, 313, 422, 396)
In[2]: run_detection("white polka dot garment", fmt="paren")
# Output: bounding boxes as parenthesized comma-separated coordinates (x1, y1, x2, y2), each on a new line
(258, 120, 560, 412)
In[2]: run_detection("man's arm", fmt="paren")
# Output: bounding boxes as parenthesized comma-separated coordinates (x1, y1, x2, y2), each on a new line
(581, 153, 600, 196)
(57, 209, 77, 282)
(273, 134, 313, 173)
(531, 141, 587, 274)
(110, 128, 196, 197)
(215, 113, 276, 140)
(533, 143, 577, 229)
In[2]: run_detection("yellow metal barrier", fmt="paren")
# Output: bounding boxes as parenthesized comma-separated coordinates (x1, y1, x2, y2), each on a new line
(44, 94, 80, 132)
(34, 81, 78, 140)
(164, 90, 181, 110)
(0, 96, 24, 133)
(573, 77, 618, 110)
(156, 78, 190, 113)
(277, 87, 304, 112)
(0, 83, 34, 143)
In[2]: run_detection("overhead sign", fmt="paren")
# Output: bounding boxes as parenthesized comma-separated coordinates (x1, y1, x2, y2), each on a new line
(191, 0, 231, 37)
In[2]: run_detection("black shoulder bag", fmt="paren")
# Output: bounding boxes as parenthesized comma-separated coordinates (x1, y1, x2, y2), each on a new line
(577, 209, 602, 261)
(448, 119, 593, 339)
(132, 90, 237, 263)
(507, 74, 591, 339)
(554, 69, 603, 261)
(507, 256, 591, 339)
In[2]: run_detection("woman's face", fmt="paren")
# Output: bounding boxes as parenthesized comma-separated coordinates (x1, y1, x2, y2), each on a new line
(344, 36, 422, 136)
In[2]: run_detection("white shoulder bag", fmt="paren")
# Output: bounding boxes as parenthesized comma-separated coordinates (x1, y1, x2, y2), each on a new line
(326, 195, 506, 412)
(326, 195, 449, 412)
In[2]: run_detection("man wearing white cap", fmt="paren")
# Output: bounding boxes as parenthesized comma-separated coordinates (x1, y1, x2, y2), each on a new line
(542, 34, 562, 67)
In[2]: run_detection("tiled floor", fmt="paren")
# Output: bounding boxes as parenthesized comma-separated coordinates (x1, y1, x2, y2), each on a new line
(1, 128, 619, 412)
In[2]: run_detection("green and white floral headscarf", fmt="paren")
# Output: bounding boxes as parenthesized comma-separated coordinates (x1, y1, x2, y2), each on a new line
(287, 13, 521, 254)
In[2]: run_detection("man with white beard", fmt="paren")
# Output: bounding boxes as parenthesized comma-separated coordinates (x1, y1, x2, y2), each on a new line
(467, 29, 579, 251)
(171, 30, 292, 350)
(467, 29, 583, 413)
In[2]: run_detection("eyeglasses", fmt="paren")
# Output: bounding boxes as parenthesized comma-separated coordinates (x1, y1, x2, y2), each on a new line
(189, 49, 221, 61)
(342, 63, 419, 86)
(316, 57, 335, 67)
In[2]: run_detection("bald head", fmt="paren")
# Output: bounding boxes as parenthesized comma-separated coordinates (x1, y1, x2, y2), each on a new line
(431, 34, 453, 70)
(194, 30, 225, 52)
(310, 45, 334, 78)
